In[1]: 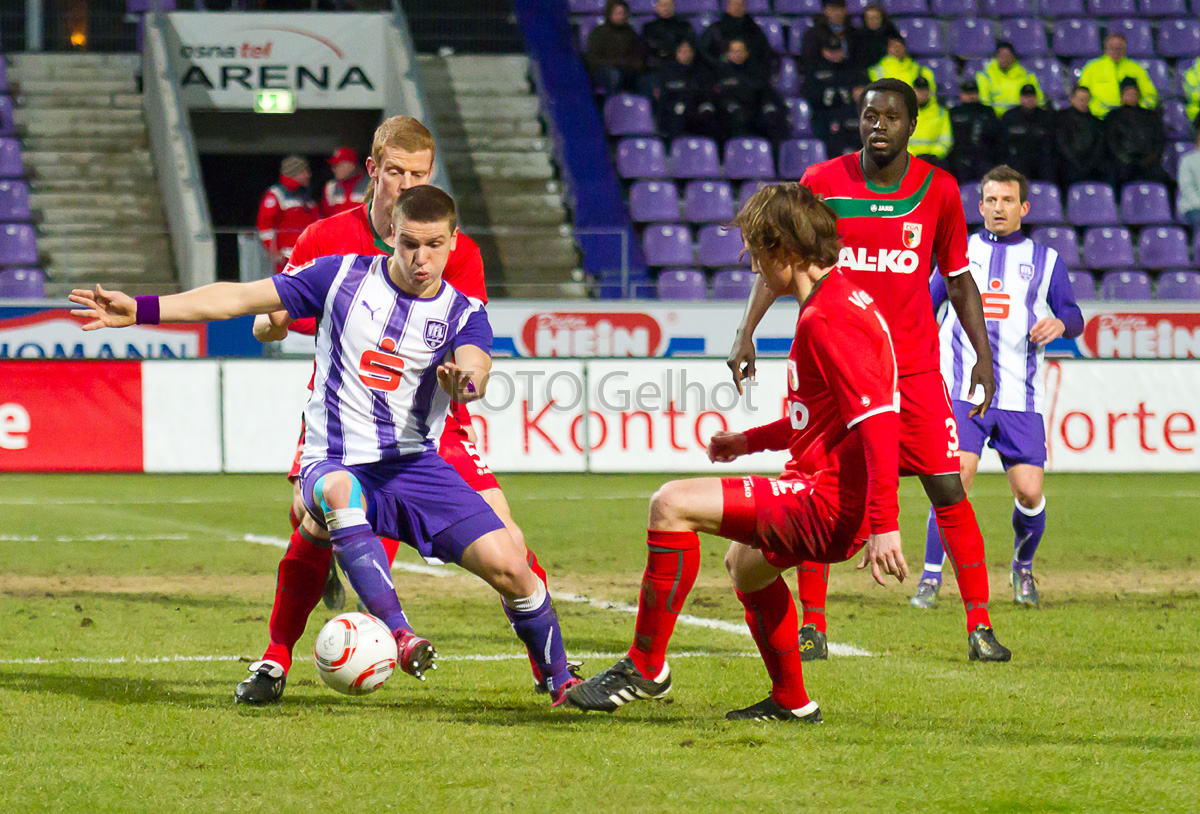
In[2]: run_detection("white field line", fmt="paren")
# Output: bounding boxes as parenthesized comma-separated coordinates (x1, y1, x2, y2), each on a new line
(0, 650, 761, 667)
(0, 534, 191, 543)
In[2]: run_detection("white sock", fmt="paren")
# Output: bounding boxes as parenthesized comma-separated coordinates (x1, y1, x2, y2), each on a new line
(503, 580, 547, 614)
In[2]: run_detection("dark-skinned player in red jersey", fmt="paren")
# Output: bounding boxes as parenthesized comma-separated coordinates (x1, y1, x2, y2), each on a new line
(234, 116, 564, 705)
(727, 79, 1012, 663)
(567, 184, 908, 722)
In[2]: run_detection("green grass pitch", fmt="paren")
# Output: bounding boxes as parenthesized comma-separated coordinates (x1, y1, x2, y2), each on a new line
(1, 472, 1197, 813)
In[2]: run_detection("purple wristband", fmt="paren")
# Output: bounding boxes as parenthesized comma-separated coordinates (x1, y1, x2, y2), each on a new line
(134, 295, 160, 325)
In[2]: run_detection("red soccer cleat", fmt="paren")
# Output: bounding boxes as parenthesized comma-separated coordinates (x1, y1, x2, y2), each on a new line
(394, 630, 437, 680)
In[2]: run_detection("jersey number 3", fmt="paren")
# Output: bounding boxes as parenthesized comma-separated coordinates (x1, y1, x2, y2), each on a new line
(359, 338, 405, 392)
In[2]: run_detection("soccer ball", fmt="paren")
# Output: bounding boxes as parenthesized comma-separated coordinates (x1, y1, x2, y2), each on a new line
(313, 612, 398, 696)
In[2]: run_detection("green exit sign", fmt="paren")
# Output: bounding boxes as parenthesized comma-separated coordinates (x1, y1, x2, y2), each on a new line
(254, 90, 296, 114)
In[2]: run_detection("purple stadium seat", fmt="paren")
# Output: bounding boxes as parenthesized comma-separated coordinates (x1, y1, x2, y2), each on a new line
(1164, 141, 1192, 180)
(1137, 59, 1170, 94)
(575, 16, 604, 50)
(1000, 19, 1050, 57)
(925, 58, 959, 97)
(0, 139, 22, 178)
(688, 14, 718, 36)
(568, 0, 605, 12)
(1087, 0, 1136, 13)
(885, 0, 930, 15)
(1140, 0, 1188, 14)
(774, 57, 801, 97)
(617, 138, 668, 179)
(950, 19, 997, 58)
(0, 97, 14, 138)
(0, 268, 45, 298)
(784, 98, 814, 137)
(1083, 227, 1136, 268)
(643, 224, 695, 267)
(1107, 19, 1155, 58)
(604, 95, 655, 136)
(673, 0, 719, 12)
(743, 0, 771, 12)
(670, 137, 722, 179)
(931, 0, 979, 14)
(0, 180, 31, 223)
(1101, 269, 1153, 299)
(724, 137, 775, 180)
(1031, 226, 1083, 267)
(697, 225, 748, 267)
(712, 268, 756, 300)
(683, 180, 736, 222)
(778, 139, 828, 178)
(1157, 19, 1200, 58)
(1028, 57, 1070, 97)
(760, 17, 786, 52)
(0, 223, 37, 266)
(1053, 20, 1101, 58)
(1026, 182, 1065, 225)
(628, 0, 656, 11)
(894, 18, 943, 56)
(984, 0, 1041, 14)
(1043, 0, 1086, 14)
(1068, 182, 1120, 226)
(630, 15, 654, 33)
(787, 18, 815, 55)
(1156, 270, 1200, 300)
(961, 183, 984, 225)
(629, 181, 680, 222)
(1138, 226, 1191, 268)
(846, 0, 869, 11)
(737, 180, 771, 211)
(1068, 269, 1098, 299)
(657, 268, 708, 300)
(1120, 182, 1173, 225)
(775, 0, 824, 12)
(1163, 99, 1192, 140)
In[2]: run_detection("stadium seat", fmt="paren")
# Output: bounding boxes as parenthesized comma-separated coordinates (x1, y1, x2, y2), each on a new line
(1120, 182, 1173, 225)
(984, 0, 1040, 15)
(1087, 0, 1137, 13)
(1163, 99, 1192, 140)
(0, 223, 37, 266)
(926, 58, 959, 98)
(760, 17, 786, 52)
(1107, 19, 1155, 58)
(1082, 227, 1136, 268)
(0, 180, 31, 223)
(0, 267, 44, 298)
(961, 182, 984, 225)
(1052, 20, 1101, 58)
(604, 95, 655, 136)
(775, 0, 824, 12)
(1026, 182, 1065, 225)
(724, 137, 775, 180)
(1156, 270, 1200, 300)
(669, 136, 722, 179)
(1100, 269, 1153, 299)
(0, 138, 22, 178)
(568, 0, 605, 12)
(1139, 0, 1188, 15)
(1068, 182, 1120, 226)
(616, 138, 668, 179)
(1000, 19, 1050, 57)
(786, 18, 814, 54)
(1137, 226, 1192, 268)
(0, 97, 14, 138)
(931, 0, 979, 14)
(778, 139, 828, 178)
(784, 98, 814, 137)
(1157, 19, 1200, 58)
(688, 13, 718, 35)
(657, 268, 708, 299)
(574, 16, 604, 50)
(674, 0, 719, 12)
(1136, 58, 1170, 94)
(894, 18, 943, 57)
(1027, 57, 1070, 97)
(628, 181, 680, 223)
(950, 19, 997, 58)
(774, 57, 801, 97)
(712, 268, 756, 300)
(643, 224, 694, 267)
(743, 0, 771, 13)
(683, 180, 736, 222)
(696, 225, 747, 267)
(627, 0, 656, 11)
(886, 0, 930, 15)
(629, 15, 653, 33)
(1068, 269, 1098, 299)
(1042, 0, 1086, 14)
(1031, 226, 1083, 267)
(737, 180, 771, 211)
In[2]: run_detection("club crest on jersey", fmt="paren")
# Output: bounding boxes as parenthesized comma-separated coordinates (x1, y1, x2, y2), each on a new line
(423, 319, 449, 349)
(1019, 263, 1034, 281)
(787, 359, 799, 391)
(902, 222, 922, 249)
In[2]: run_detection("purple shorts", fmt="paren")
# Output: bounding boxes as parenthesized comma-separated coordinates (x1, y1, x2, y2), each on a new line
(299, 448, 505, 565)
(952, 401, 1047, 470)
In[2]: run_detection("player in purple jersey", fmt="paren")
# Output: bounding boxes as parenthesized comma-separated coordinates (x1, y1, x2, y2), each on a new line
(70, 186, 582, 705)
(911, 166, 1083, 610)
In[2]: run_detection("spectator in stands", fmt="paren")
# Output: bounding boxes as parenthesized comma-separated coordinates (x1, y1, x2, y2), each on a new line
(1104, 77, 1169, 188)
(1183, 57, 1200, 124)
(1054, 84, 1106, 188)
(701, 0, 777, 75)
(643, 0, 696, 72)
(1078, 33, 1157, 118)
(848, 4, 899, 74)
(975, 41, 1043, 115)
(999, 84, 1056, 182)
(948, 79, 1002, 184)
(830, 80, 871, 156)
(868, 35, 934, 91)
(714, 39, 788, 143)
(653, 39, 720, 140)
(586, 0, 647, 95)
(257, 155, 318, 273)
(799, 0, 855, 73)
(803, 34, 860, 159)
(320, 146, 368, 218)
(910, 76, 952, 168)
(1178, 131, 1200, 229)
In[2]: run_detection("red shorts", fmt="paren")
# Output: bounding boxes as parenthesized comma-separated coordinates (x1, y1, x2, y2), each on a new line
(898, 370, 961, 477)
(287, 417, 306, 481)
(719, 474, 868, 570)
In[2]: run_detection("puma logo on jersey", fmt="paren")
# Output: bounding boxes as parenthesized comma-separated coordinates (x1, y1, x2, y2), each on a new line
(838, 247, 919, 274)
(361, 300, 381, 321)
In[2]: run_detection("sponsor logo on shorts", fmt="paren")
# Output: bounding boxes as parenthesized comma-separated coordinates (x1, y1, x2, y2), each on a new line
(743, 477, 753, 498)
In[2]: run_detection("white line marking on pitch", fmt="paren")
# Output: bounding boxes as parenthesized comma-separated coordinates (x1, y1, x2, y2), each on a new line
(0, 651, 760, 667)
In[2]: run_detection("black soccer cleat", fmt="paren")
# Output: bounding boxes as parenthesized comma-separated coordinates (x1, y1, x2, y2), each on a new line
(798, 624, 828, 662)
(234, 660, 287, 706)
(726, 696, 823, 723)
(968, 625, 1012, 662)
(565, 656, 671, 712)
(322, 561, 346, 611)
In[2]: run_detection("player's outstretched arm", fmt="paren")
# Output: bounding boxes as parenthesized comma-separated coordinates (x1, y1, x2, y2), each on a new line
(707, 431, 749, 463)
(945, 272, 996, 416)
(438, 344, 491, 403)
(727, 275, 778, 394)
(70, 279, 285, 330)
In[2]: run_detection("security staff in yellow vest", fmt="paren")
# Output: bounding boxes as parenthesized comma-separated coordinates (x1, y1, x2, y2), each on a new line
(867, 33, 935, 91)
(1077, 32, 1158, 118)
(910, 76, 952, 165)
(1182, 56, 1200, 122)
(975, 41, 1044, 114)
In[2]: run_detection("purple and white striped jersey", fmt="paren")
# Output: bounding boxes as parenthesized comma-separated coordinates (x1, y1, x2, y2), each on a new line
(273, 254, 492, 467)
(931, 230, 1083, 414)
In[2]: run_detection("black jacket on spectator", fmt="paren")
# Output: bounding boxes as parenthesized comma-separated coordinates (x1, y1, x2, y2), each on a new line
(847, 21, 900, 73)
(803, 58, 861, 160)
(653, 59, 719, 139)
(948, 101, 1003, 183)
(1104, 105, 1168, 187)
(586, 21, 646, 74)
(643, 16, 696, 72)
(714, 59, 788, 142)
(799, 17, 856, 72)
(999, 105, 1056, 182)
(701, 14, 777, 73)
(1055, 106, 1106, 187)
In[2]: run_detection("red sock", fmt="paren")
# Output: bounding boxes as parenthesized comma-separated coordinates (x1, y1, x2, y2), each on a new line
(263, 527, 332, 674)
(737, 577, 810, 710)
(796, 562, 830, 633)
(934, 499, 992, 631)
(628, 529, 700, 679)
(380, 536, 401, 567)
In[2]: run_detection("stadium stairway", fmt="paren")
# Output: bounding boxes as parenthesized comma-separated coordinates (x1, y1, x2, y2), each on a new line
(416, 54, 582, 298)
(8, 53, 176, 297)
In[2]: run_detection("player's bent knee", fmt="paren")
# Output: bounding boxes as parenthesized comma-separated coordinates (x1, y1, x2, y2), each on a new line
(649, 480, 689, 525)
(312, 471, 364, 514)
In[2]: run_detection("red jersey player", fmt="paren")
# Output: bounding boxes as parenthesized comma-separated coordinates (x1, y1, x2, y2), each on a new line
(235, 116, 555, 705)
(567, 184, 907, 722)
(727, 78, 1011, 663)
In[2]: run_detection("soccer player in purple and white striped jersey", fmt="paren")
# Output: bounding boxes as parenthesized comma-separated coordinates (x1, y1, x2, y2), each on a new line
(911, 166, 1084, 610)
